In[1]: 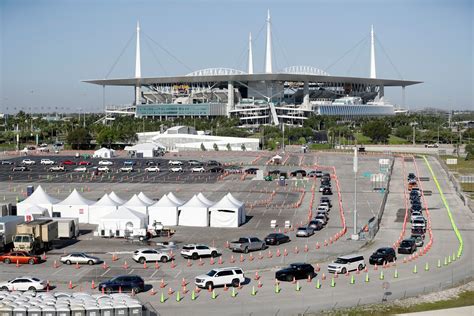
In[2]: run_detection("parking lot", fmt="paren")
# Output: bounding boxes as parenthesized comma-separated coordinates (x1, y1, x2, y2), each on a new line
(0, 152, 471, 315)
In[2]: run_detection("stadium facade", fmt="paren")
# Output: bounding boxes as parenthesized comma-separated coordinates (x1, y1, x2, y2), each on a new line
(84, 12, 421, 127)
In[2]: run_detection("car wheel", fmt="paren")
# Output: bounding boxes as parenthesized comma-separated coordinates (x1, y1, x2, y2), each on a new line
(276, 241, 280, 245)
(28, 286, 36, 292)
(341, 268, 347, 275)
(231, 279, 240, 287)
(88, 260, 94, 265)
(261, 244, 265, 250)
(105, 287, 112, 294)
(358, 264, 363, 271)
(211, 251, 218, 258)
(286, 275, 293, 282)
(28, 259, 35, 265)
(139, 257, 146, 264)
(205, 282, 213, 290)
(161, 256, 168, 263)
(66, 260, 71, 265)
(192, 253, 199, 260)
(244, 247, 249, 254)
(4, 259, 11, 264)
(132, 287, 141, 294)
(1, 286, 8, 291)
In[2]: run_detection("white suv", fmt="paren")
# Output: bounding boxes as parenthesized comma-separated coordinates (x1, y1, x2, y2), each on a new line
(22, 159, 36, 165)
(195, 267, 245, 289)
(181, 244, 219, 259)
(132, 248, 171, 263)
(40, 159, 55, 165)
(168, 160, 183, 166)
(327, 254, 365, 274)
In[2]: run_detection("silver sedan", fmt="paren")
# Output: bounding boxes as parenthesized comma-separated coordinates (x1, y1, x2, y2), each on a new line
(60, 252, 101, 265)
(296, 226, 315, 237)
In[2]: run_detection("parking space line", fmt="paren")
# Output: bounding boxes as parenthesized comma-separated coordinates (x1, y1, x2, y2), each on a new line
(127, 268, 135, 275)
(100, 268, 110, 277)
(150, 269, 159, 279)
(52, 267, 65, 275)
(174, 270, 182, 278)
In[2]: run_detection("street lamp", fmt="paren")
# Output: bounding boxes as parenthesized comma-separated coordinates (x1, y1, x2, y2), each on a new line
(410, 122, 418, 145)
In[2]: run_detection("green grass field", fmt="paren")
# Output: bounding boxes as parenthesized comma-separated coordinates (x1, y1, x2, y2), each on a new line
(440, 155, 474, 176)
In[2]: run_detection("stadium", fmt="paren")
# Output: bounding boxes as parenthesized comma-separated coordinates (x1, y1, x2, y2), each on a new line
(84, 11, 422, 127)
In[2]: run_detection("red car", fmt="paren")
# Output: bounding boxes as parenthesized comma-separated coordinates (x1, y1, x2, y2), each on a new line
(0, 251, 41, 265)
(61, 160, 76, 165)
(78, 161, 92, 166)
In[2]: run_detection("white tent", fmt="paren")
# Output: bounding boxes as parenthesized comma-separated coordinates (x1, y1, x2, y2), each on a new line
(178, 195, 210, 227)
(23, 205, 48, 222)
(123, 194, 149, 216)
(109, 192, 126, 204)
(137, 192, 155, 205)
(88, 194, 120, 225)
(17, 185, 59, 217)
(124, 142, 165, 158)
(226, 193, 246, 224)
(148, 194, 179, 226)
(167, 192, 184, 205)
(271, 154, 282, 164)
(98, 206, 147, 237)
(209, 194, 245, 228)
(53, 189, 95, 223)
(197, 193, 215, 207)
(93, 147, 116, 159)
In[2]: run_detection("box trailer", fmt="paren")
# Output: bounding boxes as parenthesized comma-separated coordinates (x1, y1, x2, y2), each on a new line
(0, 216, 25, 250)
(38, 217, 79, 239)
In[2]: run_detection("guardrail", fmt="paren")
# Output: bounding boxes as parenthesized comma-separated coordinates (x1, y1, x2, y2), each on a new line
(436, 156, 473, 213)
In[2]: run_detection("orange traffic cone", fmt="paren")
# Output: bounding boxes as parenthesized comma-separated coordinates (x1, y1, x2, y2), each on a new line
(160, 279, 166, 288)
(254, 271, 260, 280)
(258, 279, 262, 288)
(68, 281, 73, 289)
(91, 280, 96, 289)
(155, 261, 160, 269)
(143, 261, 147, 269)
(16, 260, 20, 268)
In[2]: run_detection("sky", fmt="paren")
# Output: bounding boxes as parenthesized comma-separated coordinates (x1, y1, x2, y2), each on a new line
(0, 0, 472, 113)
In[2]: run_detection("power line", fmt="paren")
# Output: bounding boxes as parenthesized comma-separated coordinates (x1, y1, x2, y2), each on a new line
(142, 31, 193, 72)
(104, 32, 135, 78)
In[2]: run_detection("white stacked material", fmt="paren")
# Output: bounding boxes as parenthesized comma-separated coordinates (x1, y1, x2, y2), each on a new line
(23, 205, 49, 222)
(108, 192, 126, 204)
(53, 189, 94, 223)
(98, 206, 147, 237)
(148, 194, 180, 226)
(123, 194, 148, 216)
(137, 192, 154, 205)
(88, 194, 120, 225)
(209, 193, 245, 227)
(178, 195, 211, 227)
(16, 185, 59, 217)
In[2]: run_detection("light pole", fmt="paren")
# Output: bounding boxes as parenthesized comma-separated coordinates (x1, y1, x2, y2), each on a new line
(352, 146, 359, 240)
(410, 122, 418, 145)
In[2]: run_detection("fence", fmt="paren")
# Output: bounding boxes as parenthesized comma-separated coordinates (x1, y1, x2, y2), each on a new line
(437, 157, 473, 213)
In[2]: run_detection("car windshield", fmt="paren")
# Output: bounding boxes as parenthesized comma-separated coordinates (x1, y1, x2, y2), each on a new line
(32, 278, 41, 282)
(206, 270, 217, 277)
(375, 249, 387, 254)
(297, 228, 306, 231)
(182, 246, 194, 250)
(266, 234, 276, 238)
(401, 241, 412, 247)
(334, 258, 348, 264)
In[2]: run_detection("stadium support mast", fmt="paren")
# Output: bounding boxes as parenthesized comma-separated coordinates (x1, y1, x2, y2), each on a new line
(248, 32, 254, 74)
(265, 10, 273, 74)
(370, 25, 376, 79)
(135, 21, 142, 105)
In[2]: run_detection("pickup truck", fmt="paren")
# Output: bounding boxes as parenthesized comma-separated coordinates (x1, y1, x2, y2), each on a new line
(49, 165, 65, 172)
(230, 237, 266, 253)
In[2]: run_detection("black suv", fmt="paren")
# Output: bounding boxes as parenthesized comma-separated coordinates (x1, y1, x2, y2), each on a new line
(98, 275, 145, 294)
(320, 197, 332, 208)
(369, 247, 397, 265)
(322, 187, 332, 195)
(275, 263, 315, 282)
(264, 233, 290, 245)
(290, 170, 307, 177)
(397, 239, 417, 254)
(244, 168, 259, 174)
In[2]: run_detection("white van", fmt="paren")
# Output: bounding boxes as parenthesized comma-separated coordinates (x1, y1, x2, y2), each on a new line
(328, 254, 365, 274)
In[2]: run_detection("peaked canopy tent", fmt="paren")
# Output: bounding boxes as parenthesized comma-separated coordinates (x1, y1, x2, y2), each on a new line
(17, 185, 60, 217)
(167, 192, 184, 206)
(137, 192, 155, 205)
(93, 147, 116, 159)
(23, 205, 49, 222)
(209, 194, 246, 228)
(226, 193, 246, 224)
(178, 195, 210, 227)
(123, 194, 149, 216)
(88, 194, 121, 225)
(148, 194, 180, 226)
(53, 189, 95, 223)
(109, 192, 126, 204)
(97, 206, 147, 237)
(197, 193, 215, 207)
